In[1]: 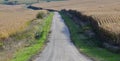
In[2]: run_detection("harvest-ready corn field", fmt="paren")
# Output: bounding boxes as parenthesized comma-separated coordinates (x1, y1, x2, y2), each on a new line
(91, 13, 120, 46)
(0, 5, 39, 39)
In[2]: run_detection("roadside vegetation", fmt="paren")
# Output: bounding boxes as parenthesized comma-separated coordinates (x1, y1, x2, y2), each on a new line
(10, 12, 53, 61)
(60, 12, 120, 61)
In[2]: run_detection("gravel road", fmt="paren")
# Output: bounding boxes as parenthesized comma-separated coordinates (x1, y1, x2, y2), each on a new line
(34, 12, 93, 61)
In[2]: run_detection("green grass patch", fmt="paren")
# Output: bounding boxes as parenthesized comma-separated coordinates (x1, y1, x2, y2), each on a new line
(11, 12, 54, 61)
(60, 12, 120, 61)
(0, 41, 3, 47)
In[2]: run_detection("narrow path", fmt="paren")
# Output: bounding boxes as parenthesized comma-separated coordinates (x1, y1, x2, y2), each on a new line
(34, 12, 92, 61)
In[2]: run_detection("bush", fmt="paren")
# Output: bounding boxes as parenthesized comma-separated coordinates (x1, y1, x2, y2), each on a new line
(36, 12, 45, 19)
(0, 42, 3, 49)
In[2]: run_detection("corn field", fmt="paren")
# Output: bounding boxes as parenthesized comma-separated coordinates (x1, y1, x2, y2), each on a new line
(90, 14, 120, 46)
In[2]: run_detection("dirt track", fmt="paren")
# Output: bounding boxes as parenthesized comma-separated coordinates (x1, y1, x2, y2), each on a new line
(34, 12, 92, 61)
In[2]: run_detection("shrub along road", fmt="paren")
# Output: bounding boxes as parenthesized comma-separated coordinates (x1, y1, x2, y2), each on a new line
(34, 12, 92, 61)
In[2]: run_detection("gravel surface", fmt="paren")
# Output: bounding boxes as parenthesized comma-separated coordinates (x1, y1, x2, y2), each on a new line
(34, 12, 93, 61)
